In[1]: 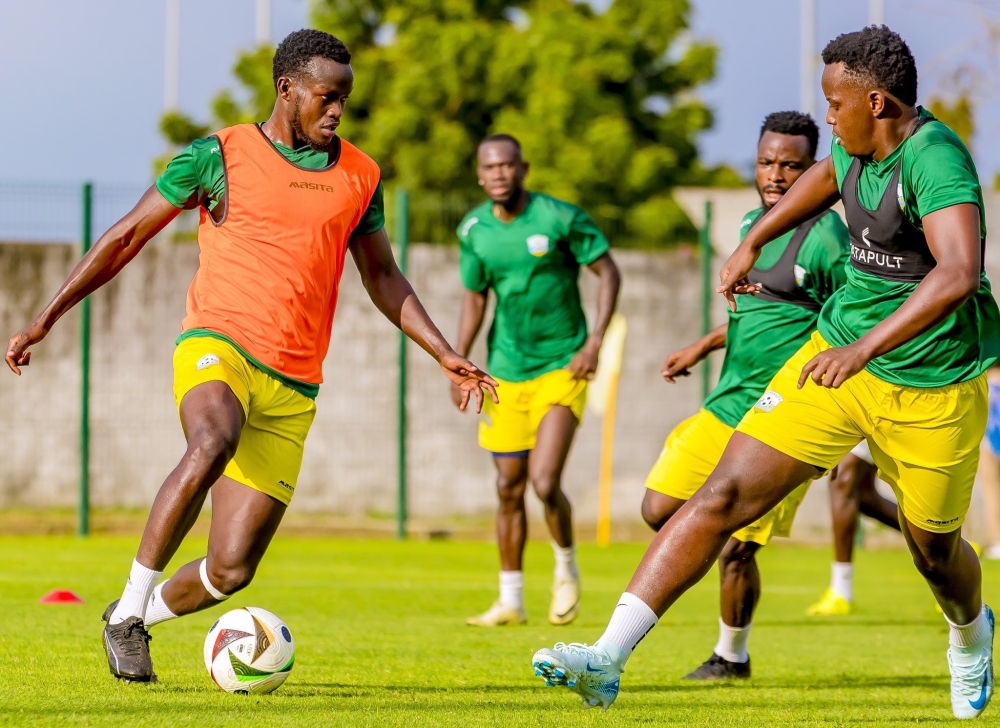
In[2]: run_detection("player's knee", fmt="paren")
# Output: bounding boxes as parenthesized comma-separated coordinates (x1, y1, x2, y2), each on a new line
(909, 535, 961, 582)
(496, 473, 527, 511)
(695, 473, 743, 523)
(719, 539, 758, 574)
(185, 430, 239, 480)
(530, 473, 562, 504)
(641, 492, 670, 532)
(207, 559, 256, 596)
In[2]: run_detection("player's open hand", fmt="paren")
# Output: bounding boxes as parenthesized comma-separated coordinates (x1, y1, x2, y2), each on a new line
(797, 343, 870, 389)
(439, 351, 499, 414)
(5, 321, 47, 375)
(662, 344, 703, 383)
(567, 337, 601, 381)
(717, 243, 762, 312)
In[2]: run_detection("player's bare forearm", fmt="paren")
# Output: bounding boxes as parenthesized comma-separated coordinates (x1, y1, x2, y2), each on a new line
(455, 289, 487, 359)
(37, 187, 177, 330)
(585, 252, 621, 344)
(694, 323, 728, 355)
(6, 187, 179, 374)
(719, 159, 840, 310)
(852, 204, 981, 362)
(798, 203, 982, 389)
(662, 323, 728, 383)
(742, 158, 841, 254)
(349, 228, 452, 360)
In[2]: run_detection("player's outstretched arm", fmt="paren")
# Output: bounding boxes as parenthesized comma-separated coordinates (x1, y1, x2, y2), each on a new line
(798, 202, 983, 389)
(566, 252, 621, 380)
(449, 289, 488, 410)
(718, 157, 841, 311)
(662, 323, 728, 383)
(5, 186, 181, 375)
(349, 227, 499, 413)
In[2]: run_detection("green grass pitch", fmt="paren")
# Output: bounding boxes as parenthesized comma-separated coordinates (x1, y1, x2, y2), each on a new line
(2, 534, 999, 726)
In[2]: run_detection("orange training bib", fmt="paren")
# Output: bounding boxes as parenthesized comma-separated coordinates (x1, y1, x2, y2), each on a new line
(182, 124, 380, 384)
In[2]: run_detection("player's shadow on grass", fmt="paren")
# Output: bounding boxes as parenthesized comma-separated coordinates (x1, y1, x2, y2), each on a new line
(628, 674, 947, 692)
(291, 683, 540, 693)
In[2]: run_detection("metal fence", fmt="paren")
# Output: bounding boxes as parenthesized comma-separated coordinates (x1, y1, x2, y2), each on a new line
(0, 180, 713, 539)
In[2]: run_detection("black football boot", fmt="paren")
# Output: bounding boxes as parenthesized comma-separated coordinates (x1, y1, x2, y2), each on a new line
(682, 652, 751, 680)
(102, 600, 156, 682)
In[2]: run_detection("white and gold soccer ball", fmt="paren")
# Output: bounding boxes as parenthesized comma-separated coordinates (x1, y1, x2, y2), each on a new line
(204, 607, 295, 694)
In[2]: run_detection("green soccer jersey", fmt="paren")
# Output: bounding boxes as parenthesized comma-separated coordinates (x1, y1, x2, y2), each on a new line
(822, 107, 1000, 387)
(704, 208, 850, 428)
(457, 192, 610, 382)
(155, 127, 385, 236)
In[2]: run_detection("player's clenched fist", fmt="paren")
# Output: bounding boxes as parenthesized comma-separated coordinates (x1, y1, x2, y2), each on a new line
(5, 321, 47, 375)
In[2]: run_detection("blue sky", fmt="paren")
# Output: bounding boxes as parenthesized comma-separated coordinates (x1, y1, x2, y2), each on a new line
(1, 0, 997, 185)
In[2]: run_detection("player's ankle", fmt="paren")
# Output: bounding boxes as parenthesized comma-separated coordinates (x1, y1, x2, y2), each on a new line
(499, 570, 525, 611)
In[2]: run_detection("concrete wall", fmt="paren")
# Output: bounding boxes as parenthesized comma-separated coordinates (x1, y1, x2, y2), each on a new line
(2, 187, 999, 542)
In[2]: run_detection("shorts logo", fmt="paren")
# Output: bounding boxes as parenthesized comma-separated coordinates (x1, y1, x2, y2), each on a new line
(755, 390, 783, 412)
(526, 234, 550, 257)
(278, 480, 293, 491)
(196, 353, 221, 371)
(925, 516, 960, 526)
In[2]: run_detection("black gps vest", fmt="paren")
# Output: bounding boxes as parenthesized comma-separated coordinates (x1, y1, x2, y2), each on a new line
(746, 211, 826, 312)
(841, 114, 984, 282)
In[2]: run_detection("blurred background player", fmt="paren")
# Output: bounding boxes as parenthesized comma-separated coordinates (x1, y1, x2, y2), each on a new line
(978, 367, 1000, 560)
(806, 440, 901, 616)
(533, 26, 1000, 719)
(641, 111, 850, 679)
(453, 134, 620, 627)
(5, 29, 497, 683)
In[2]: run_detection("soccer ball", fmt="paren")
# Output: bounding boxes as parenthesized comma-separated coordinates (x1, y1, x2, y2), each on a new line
(204, 607, 295, 694)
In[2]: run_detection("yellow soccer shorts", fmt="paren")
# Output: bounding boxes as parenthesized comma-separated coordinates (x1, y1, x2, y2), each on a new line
(173, 336, 317, 505)
(479, 368, 588, 454)
(644, 408, 811, 545)
(738, 330, 987, 533)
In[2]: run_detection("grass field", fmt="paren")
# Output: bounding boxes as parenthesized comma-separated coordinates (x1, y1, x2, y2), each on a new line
(2, 535, 999, 726)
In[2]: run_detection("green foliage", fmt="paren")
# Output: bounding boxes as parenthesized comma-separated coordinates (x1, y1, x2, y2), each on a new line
(160, 0, 733, 247)
(928, 95, 974, 151)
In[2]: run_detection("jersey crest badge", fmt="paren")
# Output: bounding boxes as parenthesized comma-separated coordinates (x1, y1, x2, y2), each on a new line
(526, 234, 550, 257)
(897, 183, 905, 211)
(794, 264, 806, 287)
(755, 390, 783, 413)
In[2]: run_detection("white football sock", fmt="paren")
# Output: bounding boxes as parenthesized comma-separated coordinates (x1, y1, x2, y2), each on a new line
(109, 559, 163, 625)
(144, 582, 178, 628)
(946, 604, 990, 648)
(499, 571, 524, 611)
(714, 617, 751, 663)
(595, 592, 658, 666)
(552, 542, 579, 581)
(831, 561, 854, 602)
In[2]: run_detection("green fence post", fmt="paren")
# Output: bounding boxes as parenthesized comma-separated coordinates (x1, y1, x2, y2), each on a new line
(396, 190, 410, 540)
(700, 200, 713, 402)
(79, 182, 93, 537)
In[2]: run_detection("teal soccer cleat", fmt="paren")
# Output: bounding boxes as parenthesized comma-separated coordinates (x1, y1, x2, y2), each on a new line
(949, 605, 994, 719)
(532, 642, 621, 710)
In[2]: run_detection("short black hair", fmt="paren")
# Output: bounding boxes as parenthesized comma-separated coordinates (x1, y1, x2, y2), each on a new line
(480, 133, 522, 154)
(760, 111, 819, 158)
(272, 29, 351, 88)
(821, 25, 917, 106)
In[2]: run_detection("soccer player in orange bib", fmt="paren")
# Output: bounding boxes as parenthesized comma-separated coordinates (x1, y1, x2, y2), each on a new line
(5, 29, 497, 683)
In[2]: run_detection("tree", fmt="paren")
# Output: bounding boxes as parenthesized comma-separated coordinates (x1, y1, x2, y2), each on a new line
(161, 0, 732, 247)
(928, 94, 974, 151)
